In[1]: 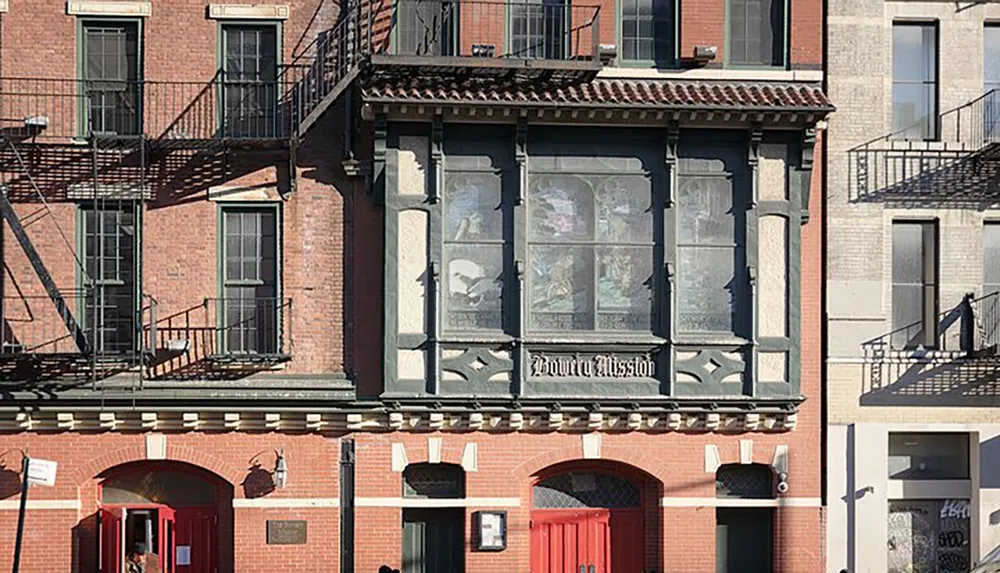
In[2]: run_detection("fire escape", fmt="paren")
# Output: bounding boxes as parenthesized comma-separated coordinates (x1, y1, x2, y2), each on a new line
(849, 91, 1000, 399)
(0, 0, 603, 387)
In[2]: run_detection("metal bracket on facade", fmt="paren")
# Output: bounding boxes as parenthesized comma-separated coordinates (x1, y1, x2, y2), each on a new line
(748, 123, 763, 208)
(282, 136, 298, 199)
(515, 117, 528, 205)
(428, 260, 441, 394)
(429, 115, 444, 204)
(800, 126, 816, 224)
(665, 120, 679, 207)
(370, 113, 388, 204)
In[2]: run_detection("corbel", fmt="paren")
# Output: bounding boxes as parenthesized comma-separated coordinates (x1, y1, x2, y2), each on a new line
(429, 115, 444, 204)
(371, 113, 388, 204)
(748, 123, 763, 208)
(515, 117, 528, 205)
(665, 120, 679, 207)
(800, 126, 817, 223)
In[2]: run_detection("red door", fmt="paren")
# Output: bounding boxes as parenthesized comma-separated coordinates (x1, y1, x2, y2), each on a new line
(100, 507, 124, 573)
(531, 509, 643, 573)
(174, 508, 216, 573)
(158, 507, 176, 573)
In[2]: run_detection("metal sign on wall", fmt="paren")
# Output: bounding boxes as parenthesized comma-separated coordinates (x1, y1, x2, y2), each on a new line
(530, 353, 656, 378)
(266, 520, 308, 545)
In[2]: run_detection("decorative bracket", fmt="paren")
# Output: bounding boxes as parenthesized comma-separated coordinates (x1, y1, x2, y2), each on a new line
(665, 120, 679, 207)
(748, 123, 763, 209)
(515, 117, 528, 205)
(370, 113, 387, 204)
(429, 115, 444, 204)
(800, 126, 817, 224)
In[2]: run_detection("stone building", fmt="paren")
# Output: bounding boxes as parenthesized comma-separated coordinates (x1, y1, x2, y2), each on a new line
(0, 0, 827, 571)
(826, 1, 1000, 572)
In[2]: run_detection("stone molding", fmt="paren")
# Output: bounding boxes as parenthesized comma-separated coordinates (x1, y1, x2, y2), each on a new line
(66, 1, 151, 16)
(208, 4, 290, 19)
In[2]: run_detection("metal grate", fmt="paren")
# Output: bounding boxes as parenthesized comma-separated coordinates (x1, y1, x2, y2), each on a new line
(533, 472, 640, 509)
(403, 463, 465, 498)
(715, 464, 774, 499)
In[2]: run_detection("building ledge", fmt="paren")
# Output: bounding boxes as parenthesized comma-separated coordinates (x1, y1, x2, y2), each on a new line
(66, 1, 151, 17)
(207, 4, 289, 19)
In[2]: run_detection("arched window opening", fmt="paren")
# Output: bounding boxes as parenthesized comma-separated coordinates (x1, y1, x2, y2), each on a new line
(102, 467, 217, 506)
(715, 463, 775, 500)
(402, 463, 465, 499)
(533, 471, 641, 509)
(401, 463, 466, 573)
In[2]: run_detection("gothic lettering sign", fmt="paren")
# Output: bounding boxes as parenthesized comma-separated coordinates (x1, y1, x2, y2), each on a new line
(530, 354, 655, 378)
(266, 520, 307, 545)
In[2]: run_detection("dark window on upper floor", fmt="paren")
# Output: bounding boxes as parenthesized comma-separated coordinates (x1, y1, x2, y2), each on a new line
(888, 433, 970, 480)
(892, 22, 938, 140)
(621, 0, 673, 64)
(891, 221, 938, 350)
(397, 0, 457, 56)
(220, 207, 280, 355)
(727, 0, 785, 67)
(221, 24, 279, 138)
(81, 20, 140, 136)
(80, 203, 137, 355)
(510, 0, 567, 59)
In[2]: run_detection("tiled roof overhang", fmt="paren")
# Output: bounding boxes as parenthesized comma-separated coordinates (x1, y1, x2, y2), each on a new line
(361, 78, 833, 115)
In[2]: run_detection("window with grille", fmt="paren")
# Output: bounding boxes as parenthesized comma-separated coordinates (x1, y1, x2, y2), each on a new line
(533, 472, 640, 509)
(510, 0, 566, 59)
(727, 0, 785, 67)
(620, 0, 673, 64)
(221, 207, 279, 354)
(222, 25, 279, 138)
(403, 463, 465, 498)
(397, 1, 456, 56)
(81, 21, 140, 136)
(81, 204, 137, 354)
(715, 464, 774, 499)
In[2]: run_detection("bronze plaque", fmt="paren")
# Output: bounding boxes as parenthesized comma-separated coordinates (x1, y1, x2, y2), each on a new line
(266, 520, 307, 545)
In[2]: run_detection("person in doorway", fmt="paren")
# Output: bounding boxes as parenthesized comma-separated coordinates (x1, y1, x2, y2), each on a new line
(126, 547, 145, 573)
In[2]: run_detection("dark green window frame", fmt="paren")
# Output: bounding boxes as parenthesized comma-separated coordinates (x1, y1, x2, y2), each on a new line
(217, 21, 283, 138)
(76, 17, 143, 138)
(617, 0, 676, 66)
(725, 0, 788, 68)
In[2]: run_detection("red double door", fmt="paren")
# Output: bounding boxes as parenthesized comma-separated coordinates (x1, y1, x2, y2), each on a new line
(99, 506, 216, 573)
(530, 509, 643, 573)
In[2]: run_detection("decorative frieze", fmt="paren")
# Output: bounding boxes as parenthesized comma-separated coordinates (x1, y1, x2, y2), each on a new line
(208, 4, 289, 19)
(0, 409, 798, 434)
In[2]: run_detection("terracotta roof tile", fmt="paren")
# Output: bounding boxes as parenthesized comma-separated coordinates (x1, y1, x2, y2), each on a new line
(362, 78, 832, 112)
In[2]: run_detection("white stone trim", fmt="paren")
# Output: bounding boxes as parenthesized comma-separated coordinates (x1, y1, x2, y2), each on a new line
(581, 433, 601, 459)
(739, 440, 753, 464)
(461, 443, 478, 472)
(0, 1, 9, 13)
(0, 499, 81, 510)
(355, 497, 521, 508)
(886, 480, 971, 500)
(772, 444, 789, 474)
(232, 497, 339, 508)
(427, 437, 442, 464)
(145, 434, 166, 460)
(66, 1, 151, 16)
(208, 4, 290, 20)
(704, 444, 722, 473)
(660, 497, 822, 508)
(208, 185, 283, 202)
(391, 443, 409, 472)
(597, 66, 823, 83)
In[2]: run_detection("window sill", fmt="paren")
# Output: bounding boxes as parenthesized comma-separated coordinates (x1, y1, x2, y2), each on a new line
(674, 335, 750, 347)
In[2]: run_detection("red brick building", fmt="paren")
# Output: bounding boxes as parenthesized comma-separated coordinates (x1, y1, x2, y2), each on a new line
(0, 0, 828, 572)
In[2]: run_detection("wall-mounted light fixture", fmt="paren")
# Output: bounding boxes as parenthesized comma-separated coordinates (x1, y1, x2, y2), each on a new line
(474, 511, 507, 551)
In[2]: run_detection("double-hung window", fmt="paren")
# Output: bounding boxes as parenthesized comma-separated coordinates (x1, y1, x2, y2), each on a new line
(222, 24, 279, 138)
(510, 0, 567, 59)
(220, 207, 279, 355)
(620, 0, 673, 64)
(81, 204, 137, 354)
(892, 23, 938, 140)
(891, 221, 938, 349)
(727, 0, 785, 67)
(81, 20, 140, 136)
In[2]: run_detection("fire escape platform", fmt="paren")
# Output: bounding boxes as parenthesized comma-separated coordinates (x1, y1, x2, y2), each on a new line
(368, 53, 601, 84)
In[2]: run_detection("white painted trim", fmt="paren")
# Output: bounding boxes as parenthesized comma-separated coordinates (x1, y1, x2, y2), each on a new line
(660, 497, 822, 508)
(208, 4, 290, 19)
(0, 499, 81, 510)
(0, 1, 9, 13)
(355, 497, 521, 508)
(886, 480, 971, 500)
(66, 1, 151, 16)
(232, 497, 340, 508)
(597, 66, 823, 83)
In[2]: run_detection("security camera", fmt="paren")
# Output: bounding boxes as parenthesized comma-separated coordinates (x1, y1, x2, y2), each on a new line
(776, 472, 789, 494)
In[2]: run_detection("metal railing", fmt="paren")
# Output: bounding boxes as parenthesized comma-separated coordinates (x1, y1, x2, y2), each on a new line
(202, 297, 293, 359)
(1, 291, 156, 359)
(849, 89, 1000, 201)
(0, 75, 292, 143)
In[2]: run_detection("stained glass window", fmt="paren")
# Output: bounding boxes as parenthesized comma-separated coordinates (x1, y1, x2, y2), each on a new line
(528, 174, 654, 331)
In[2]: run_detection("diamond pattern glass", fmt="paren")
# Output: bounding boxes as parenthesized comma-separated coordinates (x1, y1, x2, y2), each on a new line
(715, 464, 773, 499)
(403, 464, 465, 499)
(532, 472, 640, 509)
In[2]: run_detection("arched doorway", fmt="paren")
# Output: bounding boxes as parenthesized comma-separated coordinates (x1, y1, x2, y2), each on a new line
(530, 467, 644, 573)
(98, 462, 229, 573)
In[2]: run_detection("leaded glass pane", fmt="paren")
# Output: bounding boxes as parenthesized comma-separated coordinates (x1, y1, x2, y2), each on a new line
(594, 176, 652, 243)
(533, 473, 640, 509)
(403, 464, 464, 498)
(677, 246, 735, 333)
(102, 469, 216, 506)
(678, 176, 734, 245)
(597, 246, 653, 330)
(529, 246, 594, 330)
(715, 464, 773, 499)
(444, 244, 503, 330)
(529, 176, 594, 240)
(445, 173, 502, 241)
